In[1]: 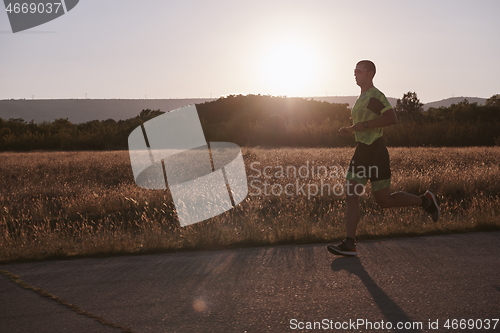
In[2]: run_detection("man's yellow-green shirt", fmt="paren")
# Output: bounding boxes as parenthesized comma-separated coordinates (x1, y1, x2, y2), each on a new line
(351, 87, 393, 145)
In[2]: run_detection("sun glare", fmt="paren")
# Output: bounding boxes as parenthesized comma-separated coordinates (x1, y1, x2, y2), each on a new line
(260, 39, 318, 96)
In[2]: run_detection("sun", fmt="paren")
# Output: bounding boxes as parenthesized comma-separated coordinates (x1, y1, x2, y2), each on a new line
(260, 39, 318, 96)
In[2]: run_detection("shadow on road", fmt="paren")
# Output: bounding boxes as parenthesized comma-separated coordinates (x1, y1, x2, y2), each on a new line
(331, 257, 422, 332)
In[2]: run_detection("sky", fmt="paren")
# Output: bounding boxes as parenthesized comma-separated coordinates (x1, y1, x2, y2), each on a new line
(1, 0, 499, 103)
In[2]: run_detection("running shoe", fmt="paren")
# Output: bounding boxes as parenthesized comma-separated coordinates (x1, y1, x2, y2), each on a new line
(422, 190, 440, 222)
(327, 239, 358, 256)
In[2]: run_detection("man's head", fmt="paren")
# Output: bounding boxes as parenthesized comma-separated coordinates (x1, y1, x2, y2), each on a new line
(354, 60, 376, 87)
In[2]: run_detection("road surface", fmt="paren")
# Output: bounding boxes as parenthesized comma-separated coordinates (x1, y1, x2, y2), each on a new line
(1, 232, 499, 332)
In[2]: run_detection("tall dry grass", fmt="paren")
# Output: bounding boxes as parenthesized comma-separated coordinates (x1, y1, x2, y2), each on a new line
(1, 147, 499, 263)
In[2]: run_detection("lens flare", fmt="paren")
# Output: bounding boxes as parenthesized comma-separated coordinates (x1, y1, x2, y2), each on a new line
(192, 299, 207, 312)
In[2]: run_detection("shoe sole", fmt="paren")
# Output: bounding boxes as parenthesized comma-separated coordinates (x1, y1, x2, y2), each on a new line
(327, 245, 358, 256)
(425, 191, 440, 222)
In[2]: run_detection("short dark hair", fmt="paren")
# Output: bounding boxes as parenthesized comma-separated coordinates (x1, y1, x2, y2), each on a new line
(357, 60, 376, 75)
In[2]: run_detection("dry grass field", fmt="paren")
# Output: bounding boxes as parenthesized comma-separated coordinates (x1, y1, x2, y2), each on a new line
(1, 147, 499, 263)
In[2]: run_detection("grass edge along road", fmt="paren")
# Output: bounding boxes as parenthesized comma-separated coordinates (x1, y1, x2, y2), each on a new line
(1, 147, 499, 263)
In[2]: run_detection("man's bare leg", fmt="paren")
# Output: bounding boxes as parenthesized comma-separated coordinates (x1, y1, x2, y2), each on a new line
(373, 187, 422, 208)
(346, 183, 422, 239)
(326, 180, 362, 256)
(345, 180, 362, 239)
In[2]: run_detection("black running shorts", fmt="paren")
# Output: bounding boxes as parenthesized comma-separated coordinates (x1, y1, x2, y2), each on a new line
(345, 137, 391, 191)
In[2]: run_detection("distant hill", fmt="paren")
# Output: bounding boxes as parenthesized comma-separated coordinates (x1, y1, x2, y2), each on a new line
(311, 96, 487, 110)
(310, 96, 398, 108)
(0, 98, 216, 123)
(422, 97, 487, 110)
(0, 95, 489, 123)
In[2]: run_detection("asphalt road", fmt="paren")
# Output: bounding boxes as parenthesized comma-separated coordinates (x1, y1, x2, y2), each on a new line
(1, 232, 499, 333)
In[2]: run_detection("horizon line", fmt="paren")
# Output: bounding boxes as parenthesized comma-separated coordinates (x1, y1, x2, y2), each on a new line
(0, 95, 488, 104)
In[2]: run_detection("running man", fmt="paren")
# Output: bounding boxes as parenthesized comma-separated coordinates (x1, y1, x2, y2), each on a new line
(327, 60, 440, 256)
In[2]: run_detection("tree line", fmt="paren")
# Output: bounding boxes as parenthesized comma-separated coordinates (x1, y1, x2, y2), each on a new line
(0, 93, 499, 151)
